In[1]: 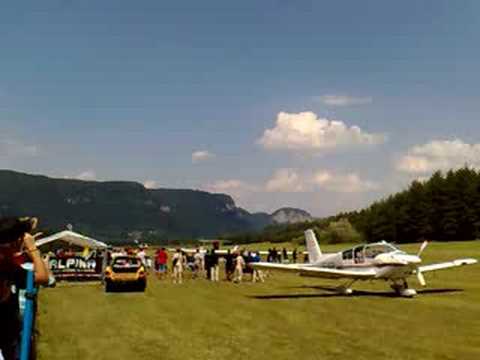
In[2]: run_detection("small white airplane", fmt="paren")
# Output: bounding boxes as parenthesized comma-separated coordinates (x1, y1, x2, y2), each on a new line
(252, 229, 478, 297)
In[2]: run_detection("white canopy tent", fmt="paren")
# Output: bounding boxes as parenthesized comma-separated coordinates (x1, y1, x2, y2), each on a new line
(36, 230, 108, 250)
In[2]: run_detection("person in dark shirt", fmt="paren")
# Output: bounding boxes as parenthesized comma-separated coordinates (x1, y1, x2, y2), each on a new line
(0, 217, 49, 360)
(272, 248, 279, 263)
(204, 252, 211, 280)
(292, 248, 298, 263)
(224, 250, 234, 281)
(210, 249, 219, 282)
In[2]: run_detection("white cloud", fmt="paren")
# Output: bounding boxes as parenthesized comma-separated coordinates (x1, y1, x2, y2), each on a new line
(311, 170, 379, 193)
(397, 139, 480, 174)
(192, 150, 215, 163)
(0, 138, 38, 157)
(318, 94, 373, 107)
(258, 111, 386, 152)
(203, 179, 259, 205)
(203, 168, 378, 207)
(143, 180, 158, 189)
(264, 168, 378, 194)
(74, 170, 97, 181)
(265, 169, 305, 192)
(205, 179, 257, 194)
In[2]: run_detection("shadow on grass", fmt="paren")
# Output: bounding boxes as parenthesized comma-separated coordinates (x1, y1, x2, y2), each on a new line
(105, 284, 146, 293)
(250, 286, 463, 300)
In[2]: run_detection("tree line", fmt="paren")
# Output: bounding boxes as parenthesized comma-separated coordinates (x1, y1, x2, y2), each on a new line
(224, 168, 480, 244)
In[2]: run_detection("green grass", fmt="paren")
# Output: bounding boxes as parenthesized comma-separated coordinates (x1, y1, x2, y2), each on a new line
(37, 241, 480, 360)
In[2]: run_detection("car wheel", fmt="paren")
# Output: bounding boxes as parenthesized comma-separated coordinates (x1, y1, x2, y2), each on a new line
(137, 281, 146, 292)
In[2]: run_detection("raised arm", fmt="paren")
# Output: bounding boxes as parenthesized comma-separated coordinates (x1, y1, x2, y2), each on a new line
(23, 233, 50, 285)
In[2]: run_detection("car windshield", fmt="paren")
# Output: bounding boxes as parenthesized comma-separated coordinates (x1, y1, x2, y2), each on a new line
(113, 257, 141, 267)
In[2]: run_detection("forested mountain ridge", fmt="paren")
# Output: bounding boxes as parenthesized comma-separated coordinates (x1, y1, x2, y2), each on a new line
(0, 170, 273, 242)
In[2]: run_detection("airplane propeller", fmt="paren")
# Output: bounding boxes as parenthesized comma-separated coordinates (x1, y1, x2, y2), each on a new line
(416, 241, 428, 286)
(417, 240, 428, 257)
(416, 270, 426, 286)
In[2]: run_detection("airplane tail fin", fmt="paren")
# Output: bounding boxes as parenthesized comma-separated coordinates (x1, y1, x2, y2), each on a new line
(305, 229, 322, 263)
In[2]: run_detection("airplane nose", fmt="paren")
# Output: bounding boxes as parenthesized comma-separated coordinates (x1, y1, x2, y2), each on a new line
(411, 255, 422, 264)
(398, 254, 422, 264)
(374, 253, 422, 265)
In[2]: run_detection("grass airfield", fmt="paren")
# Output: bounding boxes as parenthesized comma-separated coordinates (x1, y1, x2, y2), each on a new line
(37, 241, 480, 360)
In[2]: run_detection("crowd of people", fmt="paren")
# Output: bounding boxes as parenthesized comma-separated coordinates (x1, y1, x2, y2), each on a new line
(152, 246, 302, 285)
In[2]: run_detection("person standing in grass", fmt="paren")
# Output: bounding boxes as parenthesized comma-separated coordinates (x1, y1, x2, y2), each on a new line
(137, 247, 147, 267)
(210, 249, 219, 282)
(251, 252, 264, 283)
(193, 248, 204, 279)
(172, 249, 184, 284)
(155, 248, 168, 279)
(272, 247, 279, 263)
(233, 252, 245, 283)
(0, 217, 49, 360)
(224, 250, 234, 281)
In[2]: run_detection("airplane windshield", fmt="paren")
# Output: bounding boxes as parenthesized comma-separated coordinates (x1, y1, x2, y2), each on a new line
(364, 244, 397, 258)
(342, 243, 399, 261)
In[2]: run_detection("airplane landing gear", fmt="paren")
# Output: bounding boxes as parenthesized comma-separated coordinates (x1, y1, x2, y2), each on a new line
(336, 280, 356, 295)
(391, 280, 417, 298)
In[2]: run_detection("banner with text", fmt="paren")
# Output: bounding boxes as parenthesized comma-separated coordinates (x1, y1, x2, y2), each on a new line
(48, 255, 103, 280)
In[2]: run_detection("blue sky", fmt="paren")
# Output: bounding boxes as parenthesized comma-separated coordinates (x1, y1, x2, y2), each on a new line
(1, 1, 480, 216)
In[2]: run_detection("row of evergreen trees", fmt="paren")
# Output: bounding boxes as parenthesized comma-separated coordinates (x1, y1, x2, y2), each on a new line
(225, 167, 480, 244)
(338, 168, 480, 243)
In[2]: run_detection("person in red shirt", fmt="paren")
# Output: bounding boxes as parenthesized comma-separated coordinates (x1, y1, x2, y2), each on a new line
(155, 248, 168, 279)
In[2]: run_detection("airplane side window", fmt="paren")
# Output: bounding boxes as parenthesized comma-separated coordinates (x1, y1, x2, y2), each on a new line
(354, 247, 364, 263)
(342, 249, 353, 260)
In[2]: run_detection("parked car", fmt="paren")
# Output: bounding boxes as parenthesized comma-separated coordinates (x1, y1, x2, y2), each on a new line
(104, 256, 147, 292)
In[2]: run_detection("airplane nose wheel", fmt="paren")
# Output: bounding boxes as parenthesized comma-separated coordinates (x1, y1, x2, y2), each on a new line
(336, 280, 356, 295)
(391, 280, 417, 298)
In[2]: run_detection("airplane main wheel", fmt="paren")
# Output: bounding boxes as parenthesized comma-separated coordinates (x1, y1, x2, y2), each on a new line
(391, 281, 416, 298)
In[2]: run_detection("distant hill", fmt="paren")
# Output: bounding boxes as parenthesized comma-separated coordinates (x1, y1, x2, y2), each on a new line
(271, 207, 313, 224)
(0, 170, 278, 243)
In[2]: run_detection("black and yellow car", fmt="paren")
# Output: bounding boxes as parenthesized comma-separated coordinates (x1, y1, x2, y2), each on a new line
(104, 256, 147, 292)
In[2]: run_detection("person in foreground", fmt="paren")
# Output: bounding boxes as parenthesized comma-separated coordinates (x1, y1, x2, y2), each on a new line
(0, 217, 49, 360)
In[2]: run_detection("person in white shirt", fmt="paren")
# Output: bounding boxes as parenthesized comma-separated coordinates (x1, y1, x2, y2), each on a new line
(137, 248, 146, 266)
(172, 249, 184, 284)
(193, 249, 204, 278)
(251, 252, 265, 283)
(233, 253, 245, 283)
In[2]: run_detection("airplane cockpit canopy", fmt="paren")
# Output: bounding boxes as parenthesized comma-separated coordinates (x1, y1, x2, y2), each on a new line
(342, 242, 399, 260)
(363, 243, 398, 258)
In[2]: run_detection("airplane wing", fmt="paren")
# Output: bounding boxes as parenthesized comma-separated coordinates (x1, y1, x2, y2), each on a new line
(251, 262, 376, 279)
(418, 258, 477, 273)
